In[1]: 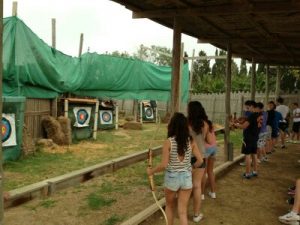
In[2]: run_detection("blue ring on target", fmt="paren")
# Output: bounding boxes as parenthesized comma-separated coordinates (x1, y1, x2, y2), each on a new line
(76, 109, 89, 125)
(145, 107, 153, 117)
(1, 117, 12, 143)
(102, 111, 112, 123)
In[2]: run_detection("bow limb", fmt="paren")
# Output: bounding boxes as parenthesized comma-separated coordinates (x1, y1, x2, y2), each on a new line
(148, 148, 168, 225)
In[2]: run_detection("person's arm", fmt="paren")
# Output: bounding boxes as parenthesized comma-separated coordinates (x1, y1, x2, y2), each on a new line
(191, 140, 203, 168)
(147, 139, 170, 176)
(204, 122, 214, 145)
(234, 120, 250, 129)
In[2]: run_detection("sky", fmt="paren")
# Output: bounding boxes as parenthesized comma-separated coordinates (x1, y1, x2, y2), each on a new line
(3, 0, 219, 59)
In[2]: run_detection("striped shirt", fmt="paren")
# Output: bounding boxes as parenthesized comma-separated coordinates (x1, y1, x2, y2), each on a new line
(166, 137, 192, 172)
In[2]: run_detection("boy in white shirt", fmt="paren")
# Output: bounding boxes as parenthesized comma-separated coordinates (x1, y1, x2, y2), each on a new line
(276, 97, 290, 148)
(291, 102, 300, 143)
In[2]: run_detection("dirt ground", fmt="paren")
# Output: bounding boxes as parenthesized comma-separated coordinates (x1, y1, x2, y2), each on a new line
(4, 142, 299, 225)
(142, 143, 300, 225)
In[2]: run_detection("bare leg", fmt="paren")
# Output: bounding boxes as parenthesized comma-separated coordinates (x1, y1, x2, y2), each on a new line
(251, 154, 258, 172)
(192, 168, 205, 216)
(292, 179, 300, 213)
(177, 189, 192, 225)
(164, 188, 177, 225)
(207, 157, 216, 193)
(245, 155, 251, 174)
(201, 159, 208, 194)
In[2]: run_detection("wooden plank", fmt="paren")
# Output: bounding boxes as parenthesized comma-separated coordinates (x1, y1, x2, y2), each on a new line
(63, 98, 98, 104)
(12, 1, 17, 16)
(78, 33, 84, 57)
(51, 18, 56, 49)
(265, 65, 270, 105)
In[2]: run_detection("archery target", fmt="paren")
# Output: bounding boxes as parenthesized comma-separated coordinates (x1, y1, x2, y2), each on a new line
(100, 110, 113, 124)
(73, 107, 92, 127)
(144, 107, 154, 119)
(1, 114, 16, 147)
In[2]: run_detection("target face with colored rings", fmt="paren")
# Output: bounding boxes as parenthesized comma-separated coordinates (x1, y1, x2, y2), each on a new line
(102, 112, 111, 122)
(77, 109, 89, 125)
(100, 110, 113, 124)
(1, 117, 12, 143)
(144, 107, 154, 119)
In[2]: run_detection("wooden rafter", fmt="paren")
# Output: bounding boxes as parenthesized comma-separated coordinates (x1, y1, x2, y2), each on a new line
(132, 2, 300, 18)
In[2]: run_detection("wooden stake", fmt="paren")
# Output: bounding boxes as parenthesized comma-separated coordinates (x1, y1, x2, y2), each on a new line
(0, 0, 4, 222)
(51, 18, 56, 49)
(78, 33, 84, 57)
(115, 104, 119, 130)
(140, 101, 143, 124)
(12, 1, 17, 16)
(178, 42, 184, 112)
(171, 17, 181, 115)
(224, 43, 232, 162)
(64, 99, 69, 118)
(93, 100, 99, 140)
(251, 59, 256, 101)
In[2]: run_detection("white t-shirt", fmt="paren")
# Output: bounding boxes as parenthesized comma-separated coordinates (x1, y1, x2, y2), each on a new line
(293, 108, 300, 122)
(276, 104, 290, 122)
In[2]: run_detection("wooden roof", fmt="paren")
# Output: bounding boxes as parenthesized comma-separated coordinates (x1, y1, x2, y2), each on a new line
(111, 0, 300, 66)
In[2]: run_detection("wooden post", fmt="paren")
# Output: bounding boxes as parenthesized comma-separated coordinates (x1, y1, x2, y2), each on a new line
(240, 95, 244, 117)
(265, 64, 270, 105)
(275, 66, 281, 98)
(189, 49, 196, 101)
(224, 43, 232, 162)
(51, 18, 56, 49)
(12, 1, 17, 16)
(178, 42, 184, 112)
(115, 104, 119, 130)
(171, 17, 182, 115)
(212, 96, 217, 121)
(251, 59, 256, 101)
(51, 98, 58, 118)
(140, 101, 143, 124)
(0, 0, 4, 222)
(93, 100, 99, 140)
(64, 99, 69, 118)
(78, 33, 84, 57)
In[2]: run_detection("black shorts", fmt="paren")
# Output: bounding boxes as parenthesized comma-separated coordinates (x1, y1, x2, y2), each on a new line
(279, 122, 288, 131)
(271, 128, 279, 138)
(292, 121, 300, 133)
(241, 142, 257, 155)
(191, 157, 206, 169)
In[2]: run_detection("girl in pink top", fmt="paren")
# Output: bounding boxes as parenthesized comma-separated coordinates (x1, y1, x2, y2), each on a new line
(201, 120, 217, 199)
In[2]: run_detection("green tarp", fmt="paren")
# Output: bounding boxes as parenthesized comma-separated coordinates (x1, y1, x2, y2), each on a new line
(3, 16, 189, 102)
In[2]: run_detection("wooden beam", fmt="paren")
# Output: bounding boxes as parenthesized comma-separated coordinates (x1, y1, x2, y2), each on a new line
(275, 66, 281, 98)
(132, 2, 300, 19)
(189, 49, 195, 98)
(224, 43, 232, 162)
(51, 18, 56, 49)
(0, 0, 4, 222)
(250, 59, 256, 101)
(12, 1, 17, 16)
(171, 17, 181, 114)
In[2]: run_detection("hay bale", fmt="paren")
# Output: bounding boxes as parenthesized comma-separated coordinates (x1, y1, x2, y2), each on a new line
(36, 138, 55, 147)
(41, 116, 65, 145)
(125, 116, 135, 121)
(57, 116, 72, 145)
(123, 122, 143, 130)
(22, 125, 36, 156)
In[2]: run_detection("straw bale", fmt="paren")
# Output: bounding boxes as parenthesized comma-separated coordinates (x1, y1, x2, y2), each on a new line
(41, 116, 65, 145)
(22, 125, 36, 156)
(57, 116, 72, 145)
(123, 122, 142, 130)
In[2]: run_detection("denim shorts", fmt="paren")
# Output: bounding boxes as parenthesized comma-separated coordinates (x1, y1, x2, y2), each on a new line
(164, 170, 192, 191)
(257, 132, 267, 149)
(205, 146, 217, 158)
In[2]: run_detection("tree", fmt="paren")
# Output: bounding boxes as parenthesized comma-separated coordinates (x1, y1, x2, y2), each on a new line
(133, 44, 149, 61)
(133, 45, 172, 66)
(211, 49, 226, 78)
(239, 59, 247, 76)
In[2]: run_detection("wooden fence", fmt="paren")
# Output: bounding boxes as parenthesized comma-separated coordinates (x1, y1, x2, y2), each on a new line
(117, 92, 300, 125)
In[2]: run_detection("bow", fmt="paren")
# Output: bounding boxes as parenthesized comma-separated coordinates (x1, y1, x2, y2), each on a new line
(148, 148, 168, 225)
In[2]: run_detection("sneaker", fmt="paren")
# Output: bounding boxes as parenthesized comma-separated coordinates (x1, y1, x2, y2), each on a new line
(193, 213, 203, 222)
(243, 173, 251, 179)
(278, 211, 300, 224)
(201, 194, 205, 200)
(239, 162, 246, 166)
(287, 197, 295, 205)
(281, 145, 286, 149)
(262, 157, 269, 162)
(266, 151, 272, 155)
(257, 159, 262, 164)
(208, 191, 216, 199)
(251, 171, 258, 177)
